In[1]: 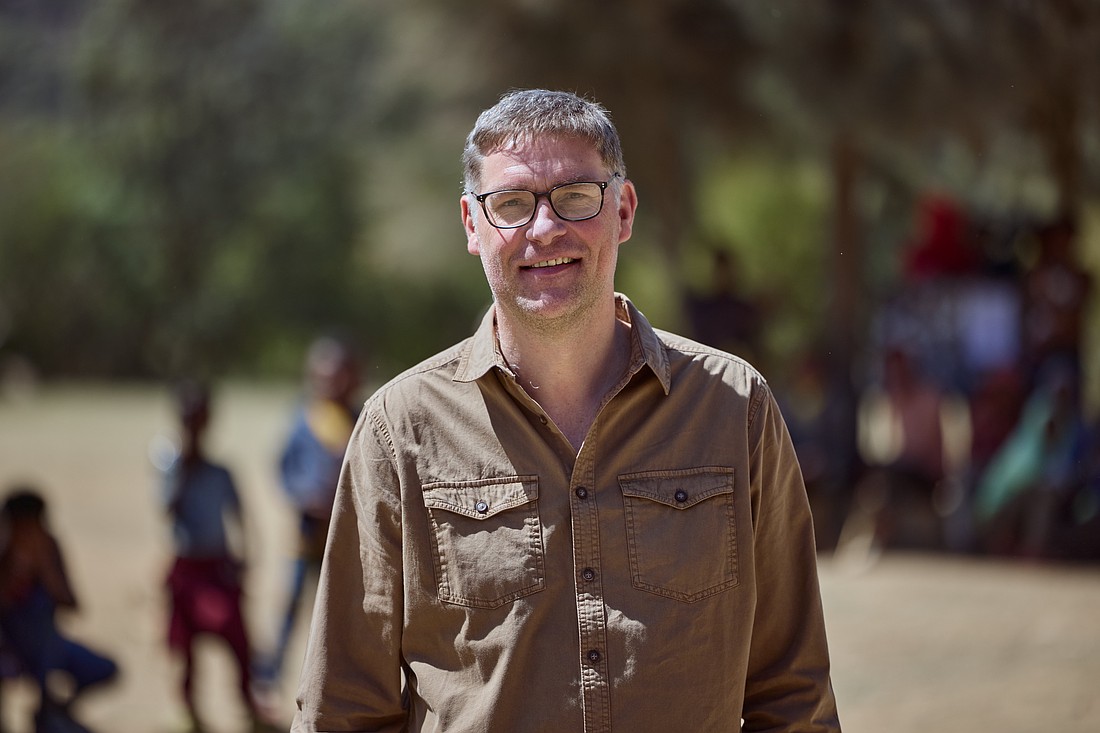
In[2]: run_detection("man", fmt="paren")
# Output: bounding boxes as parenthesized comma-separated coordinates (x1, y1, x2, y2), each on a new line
(293, 89, 840, 732)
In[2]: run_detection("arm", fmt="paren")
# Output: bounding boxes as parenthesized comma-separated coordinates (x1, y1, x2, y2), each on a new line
(41, 533, 78, 610)
(224, 470, 250, 570)
(292, 407, 408, 733)
(742, 386, 841, 732)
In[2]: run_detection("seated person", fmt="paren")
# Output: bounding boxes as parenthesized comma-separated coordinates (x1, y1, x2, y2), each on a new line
(0, 487, 118, 727)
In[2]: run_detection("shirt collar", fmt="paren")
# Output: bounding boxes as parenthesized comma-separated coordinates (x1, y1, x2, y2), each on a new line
(454, 293, 671, 395)
(453, 306, 506, 383)
(618, 293, 672, 395)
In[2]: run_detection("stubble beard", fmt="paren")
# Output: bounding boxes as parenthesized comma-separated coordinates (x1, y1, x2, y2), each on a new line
(493, 276, 607, 341)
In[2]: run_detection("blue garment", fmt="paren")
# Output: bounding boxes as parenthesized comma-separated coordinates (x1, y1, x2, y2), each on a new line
(0, 585, 117, 694)
(162, 458, 242, 559)
(975, 382, 1087, 522)
(279, 405, 350, 516)
(262, 400, 357, 682)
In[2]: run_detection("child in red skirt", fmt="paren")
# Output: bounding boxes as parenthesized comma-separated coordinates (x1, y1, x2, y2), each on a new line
(161, 381, 260, 732)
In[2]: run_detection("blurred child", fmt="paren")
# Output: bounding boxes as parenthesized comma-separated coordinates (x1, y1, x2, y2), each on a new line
(0, 486, 117, 731)
(843, 346, 967, 554)
(259, 336, 360, 687)
(160, 382, 261, 732)
(974, 362, 1089, 558)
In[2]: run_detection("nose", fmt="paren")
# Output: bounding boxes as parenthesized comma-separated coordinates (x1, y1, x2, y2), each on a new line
(526, 197, 566, 245)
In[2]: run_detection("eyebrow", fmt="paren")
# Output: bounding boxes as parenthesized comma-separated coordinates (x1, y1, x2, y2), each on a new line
(485, 174, 603, 192)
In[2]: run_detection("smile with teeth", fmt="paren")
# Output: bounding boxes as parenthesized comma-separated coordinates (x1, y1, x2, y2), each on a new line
(526, 257, 576, 269)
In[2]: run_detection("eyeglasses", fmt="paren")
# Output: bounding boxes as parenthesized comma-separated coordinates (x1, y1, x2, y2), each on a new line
(470, 173, 622, 229)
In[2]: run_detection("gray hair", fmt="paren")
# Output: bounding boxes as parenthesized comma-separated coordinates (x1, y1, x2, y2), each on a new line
(462, 89, 626, 193)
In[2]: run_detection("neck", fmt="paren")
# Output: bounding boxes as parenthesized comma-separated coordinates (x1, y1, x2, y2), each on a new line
(496, 298, 630, 449)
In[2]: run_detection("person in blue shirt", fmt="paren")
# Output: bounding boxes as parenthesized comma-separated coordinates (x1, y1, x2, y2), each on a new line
(261, 337, 361, 688)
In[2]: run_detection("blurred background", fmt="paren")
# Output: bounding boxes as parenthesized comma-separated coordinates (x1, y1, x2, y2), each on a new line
(1, 1, 1099, 732)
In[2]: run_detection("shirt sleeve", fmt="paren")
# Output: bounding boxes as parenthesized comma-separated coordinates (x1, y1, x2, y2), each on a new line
(292, 406, 409, 732)
(742, 384, 841, 732)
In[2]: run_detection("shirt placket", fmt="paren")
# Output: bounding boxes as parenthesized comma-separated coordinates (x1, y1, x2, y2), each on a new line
(571, 440, 611, 732)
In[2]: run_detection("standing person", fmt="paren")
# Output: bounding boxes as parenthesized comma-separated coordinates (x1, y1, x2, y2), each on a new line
(293, 89, 840, 732)
(684, 248, 763, 367)
(0, 487, 117, 732)
(260, 337, 360, 688)
(842, 346, 960, 553)
(160, 381, 261, 732)
(1022, 214, 1092, 404)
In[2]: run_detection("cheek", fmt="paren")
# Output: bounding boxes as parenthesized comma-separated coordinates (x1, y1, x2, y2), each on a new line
(474, 238, 506, 278)
(475, 225, 522, 262)
(600, 244, 621, 275)
(478, 251, 510, 295)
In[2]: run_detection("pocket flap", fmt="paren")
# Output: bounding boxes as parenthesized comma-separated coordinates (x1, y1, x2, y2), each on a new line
(423, 477, 539, 519)
(619, 468, 734, 510)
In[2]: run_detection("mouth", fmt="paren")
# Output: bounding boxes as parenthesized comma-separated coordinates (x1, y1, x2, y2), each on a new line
(523, 257, 577, 269)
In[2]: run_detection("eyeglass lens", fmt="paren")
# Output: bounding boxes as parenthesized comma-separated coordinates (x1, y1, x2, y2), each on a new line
(484, 182, 605, 228)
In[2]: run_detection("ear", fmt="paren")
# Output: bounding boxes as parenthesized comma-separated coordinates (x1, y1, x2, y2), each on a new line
(615, 179, 638, 245)
(461, 195, 481, 255)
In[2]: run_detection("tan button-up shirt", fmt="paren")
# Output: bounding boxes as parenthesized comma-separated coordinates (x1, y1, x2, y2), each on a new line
(293, 294, 840, 732)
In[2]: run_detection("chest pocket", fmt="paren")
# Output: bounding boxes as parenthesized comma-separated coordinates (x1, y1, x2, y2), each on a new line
(422, 476, 544, 609)
(619, 467, 738, 602)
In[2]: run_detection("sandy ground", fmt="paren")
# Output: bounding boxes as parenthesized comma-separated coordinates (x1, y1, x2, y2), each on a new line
(1, 383, 1098, 733)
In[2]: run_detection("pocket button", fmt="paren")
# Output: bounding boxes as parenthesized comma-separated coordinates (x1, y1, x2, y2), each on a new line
(475, 500, 489, 514)
(674, 489, 688, 503)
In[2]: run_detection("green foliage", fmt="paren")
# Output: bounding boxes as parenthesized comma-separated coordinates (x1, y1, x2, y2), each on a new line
(691, 156, 831, 372)
(1, 0, 380, 377)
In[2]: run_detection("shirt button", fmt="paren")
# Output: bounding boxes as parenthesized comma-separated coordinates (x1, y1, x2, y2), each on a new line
(575, 487, 588, 500)
(586, 649, 601, 664)
(475, 500, 489, 514)
(582, 567, 596, 581)
(674, 489, 688, 503)
(539, 415, 548, 424)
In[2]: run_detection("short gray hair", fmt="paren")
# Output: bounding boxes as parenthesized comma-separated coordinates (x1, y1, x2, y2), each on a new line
(462, 89, 626, 193)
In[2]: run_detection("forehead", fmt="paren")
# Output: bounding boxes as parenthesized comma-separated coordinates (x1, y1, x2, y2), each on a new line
(479, 134, 605, 188)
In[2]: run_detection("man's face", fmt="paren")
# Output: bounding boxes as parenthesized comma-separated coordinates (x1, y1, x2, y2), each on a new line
(461, 134, 637, 332)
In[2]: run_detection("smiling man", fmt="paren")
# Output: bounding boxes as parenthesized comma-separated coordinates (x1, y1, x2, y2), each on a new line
(292, 89, 840, 733)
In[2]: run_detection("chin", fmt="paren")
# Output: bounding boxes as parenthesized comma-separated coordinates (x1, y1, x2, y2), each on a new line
(514, 293, 597, 328)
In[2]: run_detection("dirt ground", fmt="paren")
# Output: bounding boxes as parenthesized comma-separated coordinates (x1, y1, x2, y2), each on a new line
(1, 383, 1098, 733)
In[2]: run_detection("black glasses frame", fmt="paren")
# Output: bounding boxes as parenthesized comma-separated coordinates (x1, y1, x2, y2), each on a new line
(470, 173, 622, 229)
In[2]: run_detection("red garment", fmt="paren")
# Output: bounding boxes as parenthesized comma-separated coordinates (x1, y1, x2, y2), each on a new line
(904, 196, 977, 279)
(166, 556, 246, 652)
